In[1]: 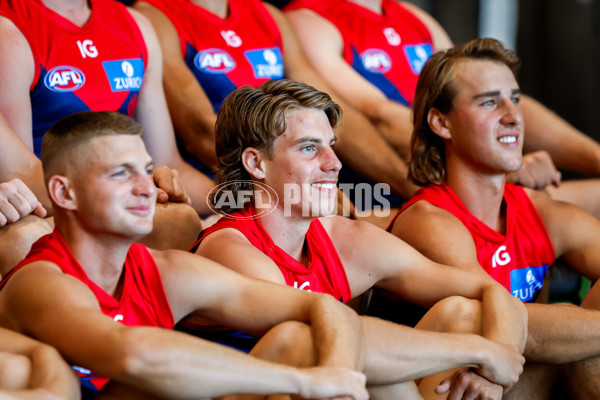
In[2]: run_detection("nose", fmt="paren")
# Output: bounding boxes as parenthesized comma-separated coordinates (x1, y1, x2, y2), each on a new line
(321, 146, 342, 173)
(501, 98, 523, 127)
(132, 170, 157, 198)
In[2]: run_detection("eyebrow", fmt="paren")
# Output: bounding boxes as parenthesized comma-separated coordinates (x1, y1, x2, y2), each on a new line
(474, 89, 521, 99)
(292, 136, 337, 146)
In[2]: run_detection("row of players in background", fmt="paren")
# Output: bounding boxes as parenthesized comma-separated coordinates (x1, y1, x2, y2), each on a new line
(2, 0, 600, 229)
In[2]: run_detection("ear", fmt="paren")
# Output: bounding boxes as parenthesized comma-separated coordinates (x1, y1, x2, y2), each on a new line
(427, 108, 452, 139)
(241, 147, 266, 180)
(47, 175, 77, 211)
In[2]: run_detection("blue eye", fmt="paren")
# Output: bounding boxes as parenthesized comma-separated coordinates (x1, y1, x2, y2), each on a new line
(301, 145, 316, 152)
(511, 96, 520, 104)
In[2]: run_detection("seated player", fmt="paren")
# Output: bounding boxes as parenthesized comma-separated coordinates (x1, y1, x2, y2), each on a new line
(390, 38, 600, 399)
(0, 111, 368, 399)
(191, 79, 526, 399)
(284, 0, 600, 218)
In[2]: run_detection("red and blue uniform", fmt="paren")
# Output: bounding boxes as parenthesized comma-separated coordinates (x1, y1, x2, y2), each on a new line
(0, 0, 148, 157)
(138, 0, 284, 113)
(390, 183, 556, 302)
(285, 0, 432, 106)
(0, 229, 174, 392)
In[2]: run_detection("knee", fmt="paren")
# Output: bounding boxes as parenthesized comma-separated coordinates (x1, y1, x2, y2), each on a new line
(252, 321, 316, 367)
(0, 352, 31, 390)
(428, 296, 482, 334)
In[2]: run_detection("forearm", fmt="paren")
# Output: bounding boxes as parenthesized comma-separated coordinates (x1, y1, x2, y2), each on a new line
(117, 327, 320, 398)
(525, 302, 600, 363)
(310, 296, 365, 370)
(480, 285, 528, 352)
(361, 316, 488, 385)
(369, 101, 413, 160)
(521, 95, 600, 174)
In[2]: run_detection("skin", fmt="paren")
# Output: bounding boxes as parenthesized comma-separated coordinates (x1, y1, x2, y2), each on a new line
(132, 0, 419, 199)
(0, 133, 368, 400)
(391, 59, 600, 399)
(196, 107, 527, 399)
(285, 0, 600, 217)
(0, 0, 214, 215)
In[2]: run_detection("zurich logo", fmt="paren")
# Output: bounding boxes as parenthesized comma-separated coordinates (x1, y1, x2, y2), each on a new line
(44, 65, 86, 92)
(194, 48, 236, 74)
(360, 49, 392, 74)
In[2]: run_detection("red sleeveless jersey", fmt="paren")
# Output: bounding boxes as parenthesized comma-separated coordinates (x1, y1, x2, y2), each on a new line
(285, 0, 432, 106)
(390, 183, 556, 302)
(0, 0, 148, 157)
(192, 206, 351, 303)
(1, 228, 174, 392)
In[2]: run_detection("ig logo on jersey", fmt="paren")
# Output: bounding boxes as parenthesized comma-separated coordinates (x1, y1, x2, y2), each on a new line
(360, 49, 392, 74)
(195, 48, 237, 74)
(44, 65, 86, 92)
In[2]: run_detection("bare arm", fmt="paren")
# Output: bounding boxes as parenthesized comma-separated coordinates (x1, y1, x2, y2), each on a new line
(0, 327, 79, 399)
(0, 18, 51, 211)
(127, 9, 214, 216)
(132, 2, 218, 169)
(155, 247, 365, 371)
(3, 262, 366, 400)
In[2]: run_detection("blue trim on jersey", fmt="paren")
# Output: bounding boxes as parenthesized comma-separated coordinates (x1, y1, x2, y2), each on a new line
(185, 43, 238, 113)
(31, 66, 92, 157)
(350, 47, 409, 106)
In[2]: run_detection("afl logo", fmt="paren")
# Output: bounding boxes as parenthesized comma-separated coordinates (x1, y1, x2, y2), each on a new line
(208, 180, 279, 220)
(194, 48, 236, 74)
(44, 65, 86, 92)
(360, 49, 392, 74)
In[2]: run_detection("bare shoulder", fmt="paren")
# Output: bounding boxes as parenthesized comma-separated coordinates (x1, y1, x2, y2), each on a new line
(391, 200, 478, 266)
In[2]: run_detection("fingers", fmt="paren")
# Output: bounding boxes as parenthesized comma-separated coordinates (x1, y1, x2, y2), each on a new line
(152, 166, 191, 204)
(0, 179, 44, 227)
(435, 377, 451, 394)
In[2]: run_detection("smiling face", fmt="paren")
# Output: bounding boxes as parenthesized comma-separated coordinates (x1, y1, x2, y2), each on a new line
(69, 134, 157, 239)
(262, 107, 342, 218)
(438, 59, 524, 176)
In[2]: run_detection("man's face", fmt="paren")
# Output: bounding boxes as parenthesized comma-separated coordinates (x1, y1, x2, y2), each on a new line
(262, 107, 342, 218)
(442, 59, 524, 175)
(71, 135, 157, 238)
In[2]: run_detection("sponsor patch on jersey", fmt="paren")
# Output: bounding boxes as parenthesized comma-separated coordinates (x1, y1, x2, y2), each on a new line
(102, 59, 145, 92)
(403, 43, 433, 74)
(360, 49, 392, 74)
(510, 264, 548, 302)
(194, 48, 237, 74)
(244, 48, 284, 79)
(44, 65, 86, 92)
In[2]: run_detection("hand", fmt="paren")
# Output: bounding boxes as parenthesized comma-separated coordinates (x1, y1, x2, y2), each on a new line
(0, 179, 47, 227)
(475, 342, 524, 390)
(299, 366, 368, 400)
(436, 368, 503, 400)
(507, 151, 561, 190)
(152, 166, 191, 205)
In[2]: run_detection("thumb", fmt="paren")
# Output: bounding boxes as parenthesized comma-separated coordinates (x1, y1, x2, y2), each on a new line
(435, 377, 452, 394)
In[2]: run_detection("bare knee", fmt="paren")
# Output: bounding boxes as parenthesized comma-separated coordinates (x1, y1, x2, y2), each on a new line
(0, 352, 31, 390)
(419, 296, 482, 334)
(250, 321, 316, 367)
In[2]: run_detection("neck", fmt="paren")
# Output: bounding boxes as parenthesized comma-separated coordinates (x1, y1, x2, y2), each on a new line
(193, 0, 229, 19)
(348, 0, 383, 14)
(445, 162, 507, 233)
(56, 218, 133, 298)
(42, 0, 91, 27)
(257, 205, 313, 265)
